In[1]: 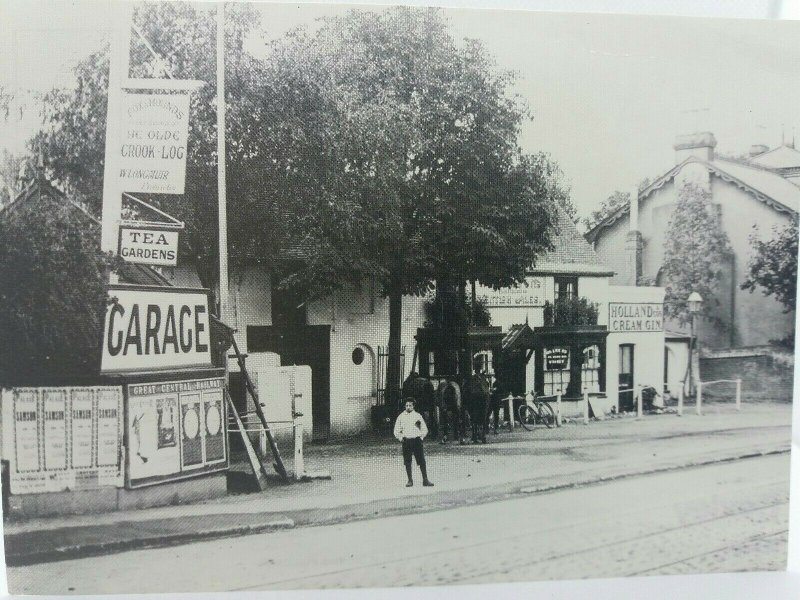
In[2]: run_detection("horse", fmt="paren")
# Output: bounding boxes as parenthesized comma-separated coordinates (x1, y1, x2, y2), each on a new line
(462, 371, 491, 444)
(401, 373, 437, 437)
(436, 379, 465, 444)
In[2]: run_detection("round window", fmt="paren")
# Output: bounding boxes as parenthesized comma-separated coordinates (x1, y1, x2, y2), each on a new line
(352, 347, 365, 365)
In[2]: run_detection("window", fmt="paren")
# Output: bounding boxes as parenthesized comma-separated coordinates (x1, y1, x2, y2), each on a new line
(554, 277, 578, 304)
(543, 347, 570, 397)
(352, 347, 365, 365)
(271, 277, 307, 326)
(581, 345, 601, 393)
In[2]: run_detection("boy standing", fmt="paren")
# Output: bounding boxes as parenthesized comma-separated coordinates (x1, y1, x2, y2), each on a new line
(393, 398, 434, 487)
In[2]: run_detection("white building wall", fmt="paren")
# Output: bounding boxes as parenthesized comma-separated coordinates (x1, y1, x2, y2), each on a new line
(605, 285, 666, 411)
(226, 267, 427, 436)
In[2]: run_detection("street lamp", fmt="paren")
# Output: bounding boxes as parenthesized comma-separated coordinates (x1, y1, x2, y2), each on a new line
(687, 292, 703, 396)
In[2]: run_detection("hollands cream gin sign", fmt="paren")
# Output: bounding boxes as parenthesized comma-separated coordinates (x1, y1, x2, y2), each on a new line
(119, 92, 190, 194)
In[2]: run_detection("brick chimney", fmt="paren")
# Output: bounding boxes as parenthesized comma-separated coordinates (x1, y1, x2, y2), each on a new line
(674, 132, 717, 163)
(625, 183, 643, 286)
(674, 132, 715, 189)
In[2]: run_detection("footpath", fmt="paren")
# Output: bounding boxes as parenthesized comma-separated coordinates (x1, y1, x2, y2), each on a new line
(2, 403, 793, 566)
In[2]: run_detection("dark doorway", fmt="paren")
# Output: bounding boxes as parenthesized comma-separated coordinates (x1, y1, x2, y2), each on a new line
(619, 344, 635, 412)
(247, 325, 331, 441)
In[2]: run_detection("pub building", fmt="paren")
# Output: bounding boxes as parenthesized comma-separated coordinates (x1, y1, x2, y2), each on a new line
(415, 208, 667, 418)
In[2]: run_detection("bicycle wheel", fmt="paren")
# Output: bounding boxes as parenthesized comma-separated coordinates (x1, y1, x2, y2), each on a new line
(518, 404, 537, 431)
(537, 402, 556, 428)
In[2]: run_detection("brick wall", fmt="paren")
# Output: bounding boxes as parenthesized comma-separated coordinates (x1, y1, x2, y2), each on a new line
(700, 353, 794, 403)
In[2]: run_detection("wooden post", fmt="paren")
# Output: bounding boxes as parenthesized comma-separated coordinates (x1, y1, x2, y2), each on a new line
(556, 394, 562, 427)
(506, 394, 515, 430)
(736, 379, 741, 411)
(677, 385, 684, 417)
(697, 380, 703, 416)
(583, 389, 589, 424)
(216, 2, 230, 322)
(637, 386, 643, 418)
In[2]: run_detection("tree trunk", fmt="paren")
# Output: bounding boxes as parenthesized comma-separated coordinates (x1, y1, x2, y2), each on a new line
(386, 283, 403, 413)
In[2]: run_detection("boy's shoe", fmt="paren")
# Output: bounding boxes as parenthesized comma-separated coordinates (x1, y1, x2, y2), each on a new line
(406, 480, 413, 487)
(422, 480, 434, 487)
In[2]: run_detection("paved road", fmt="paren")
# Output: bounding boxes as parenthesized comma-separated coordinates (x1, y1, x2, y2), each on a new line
(8, 453, 789, 594)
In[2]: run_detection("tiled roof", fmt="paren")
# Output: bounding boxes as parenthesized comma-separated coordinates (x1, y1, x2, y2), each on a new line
(585, 154, 800, 242)
(748, 144, 800, 169)
(532, 205, 614, 275)
(2, 179, 171, 287)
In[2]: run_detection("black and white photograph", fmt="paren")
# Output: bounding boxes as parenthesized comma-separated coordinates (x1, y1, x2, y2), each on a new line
(1, 0, 799, 595)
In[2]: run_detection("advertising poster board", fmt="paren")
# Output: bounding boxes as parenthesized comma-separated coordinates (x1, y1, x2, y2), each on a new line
(476, 277, 552, 308)
(101, 285, 213, 374)
(126, 376, 228, 488)
(1, 387, 124, 494)
(119, 91, 190, 194)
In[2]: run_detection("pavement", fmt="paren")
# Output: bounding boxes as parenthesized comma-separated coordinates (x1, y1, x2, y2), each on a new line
(2, 402, 792, 566)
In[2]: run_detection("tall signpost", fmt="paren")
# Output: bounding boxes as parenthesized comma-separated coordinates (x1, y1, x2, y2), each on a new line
(216, 2, 230, 323)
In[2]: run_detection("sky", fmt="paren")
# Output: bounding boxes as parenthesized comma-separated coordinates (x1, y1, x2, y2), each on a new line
(2, 0, 800, 218)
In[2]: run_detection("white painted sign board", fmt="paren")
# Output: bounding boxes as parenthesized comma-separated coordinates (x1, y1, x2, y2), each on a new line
(118, 226, 179, 266)
(119, 92, 190, 194)
(101, 285, 213, 374)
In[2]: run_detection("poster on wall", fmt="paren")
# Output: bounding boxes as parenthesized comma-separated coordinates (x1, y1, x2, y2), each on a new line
(1, 387, 124, 494)
(126, 377, 228, 488)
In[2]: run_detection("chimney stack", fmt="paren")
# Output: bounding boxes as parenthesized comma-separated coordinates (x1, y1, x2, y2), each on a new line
(674, 132, 717, 163)
(625, 183, 642, 286)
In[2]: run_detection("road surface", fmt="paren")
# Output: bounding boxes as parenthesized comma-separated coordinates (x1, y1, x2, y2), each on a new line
(8, 453, 789, 594)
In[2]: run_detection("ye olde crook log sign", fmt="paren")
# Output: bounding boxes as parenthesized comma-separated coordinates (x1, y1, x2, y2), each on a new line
(101, 285, 212, 373)
(119, 92, 190, 194)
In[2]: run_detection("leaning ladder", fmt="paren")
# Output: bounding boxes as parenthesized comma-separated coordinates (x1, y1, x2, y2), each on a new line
(225, 331, 289, 481)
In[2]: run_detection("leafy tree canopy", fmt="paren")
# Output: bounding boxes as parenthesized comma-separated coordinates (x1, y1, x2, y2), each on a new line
(741, 220, 798, 313)
(583, 178, 651, 233)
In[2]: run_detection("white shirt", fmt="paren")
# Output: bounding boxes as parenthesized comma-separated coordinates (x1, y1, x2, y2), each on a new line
(394, 410, 428, 441)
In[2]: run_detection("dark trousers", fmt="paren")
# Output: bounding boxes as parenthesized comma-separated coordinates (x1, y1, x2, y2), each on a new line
(402, 437, 426, 466)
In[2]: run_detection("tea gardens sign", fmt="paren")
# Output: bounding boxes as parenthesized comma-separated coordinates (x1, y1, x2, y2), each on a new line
(118, 225, 179, 266)
(101, 285, 213, 374)
(608, 302, 664, 333)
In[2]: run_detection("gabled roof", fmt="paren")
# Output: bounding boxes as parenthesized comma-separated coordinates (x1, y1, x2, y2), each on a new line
(585, 155, 800, 243)
(532, 205, 614, 276)
(1, 178, 171, 287)
(749, 144, 800, 169)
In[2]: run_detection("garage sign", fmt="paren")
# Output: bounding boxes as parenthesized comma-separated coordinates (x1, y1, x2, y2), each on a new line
(101, 285, 212, 373)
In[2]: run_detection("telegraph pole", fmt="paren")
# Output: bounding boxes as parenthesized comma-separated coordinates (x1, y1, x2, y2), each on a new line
(216, 2, 230, 321)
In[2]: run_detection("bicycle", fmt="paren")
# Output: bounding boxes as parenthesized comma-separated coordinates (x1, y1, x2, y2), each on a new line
(517, 392, 556, 431)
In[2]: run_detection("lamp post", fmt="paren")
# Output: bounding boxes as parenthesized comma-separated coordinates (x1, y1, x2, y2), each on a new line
(686, 292, 703, 397)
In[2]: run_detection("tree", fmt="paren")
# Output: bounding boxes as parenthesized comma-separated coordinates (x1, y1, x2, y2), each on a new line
(33, 2, 264, 287)
(661, 183, 732, 325)
(0, 191, 120, 385)
(741, 220, 798, 314)
(250, 8, 560, 406)
(0, 149, 26, 206)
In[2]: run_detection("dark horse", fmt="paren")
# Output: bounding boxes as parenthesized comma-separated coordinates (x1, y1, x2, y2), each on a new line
(436, 379, 465, 444)
(463, 369, 491, 444)
(401, 373, 437, 437)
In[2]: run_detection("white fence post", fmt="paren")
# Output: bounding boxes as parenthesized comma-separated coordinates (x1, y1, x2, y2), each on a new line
(583, 390, 589, 424)
(677, 386, 684, 417)
(556, 394, 562, 427)
(293, 394, 305, 480)
(637, 387, 643, 418)
(696, 380, 703, 416)
(736, 379, 741, 411)
(506, 394, 515, 430)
